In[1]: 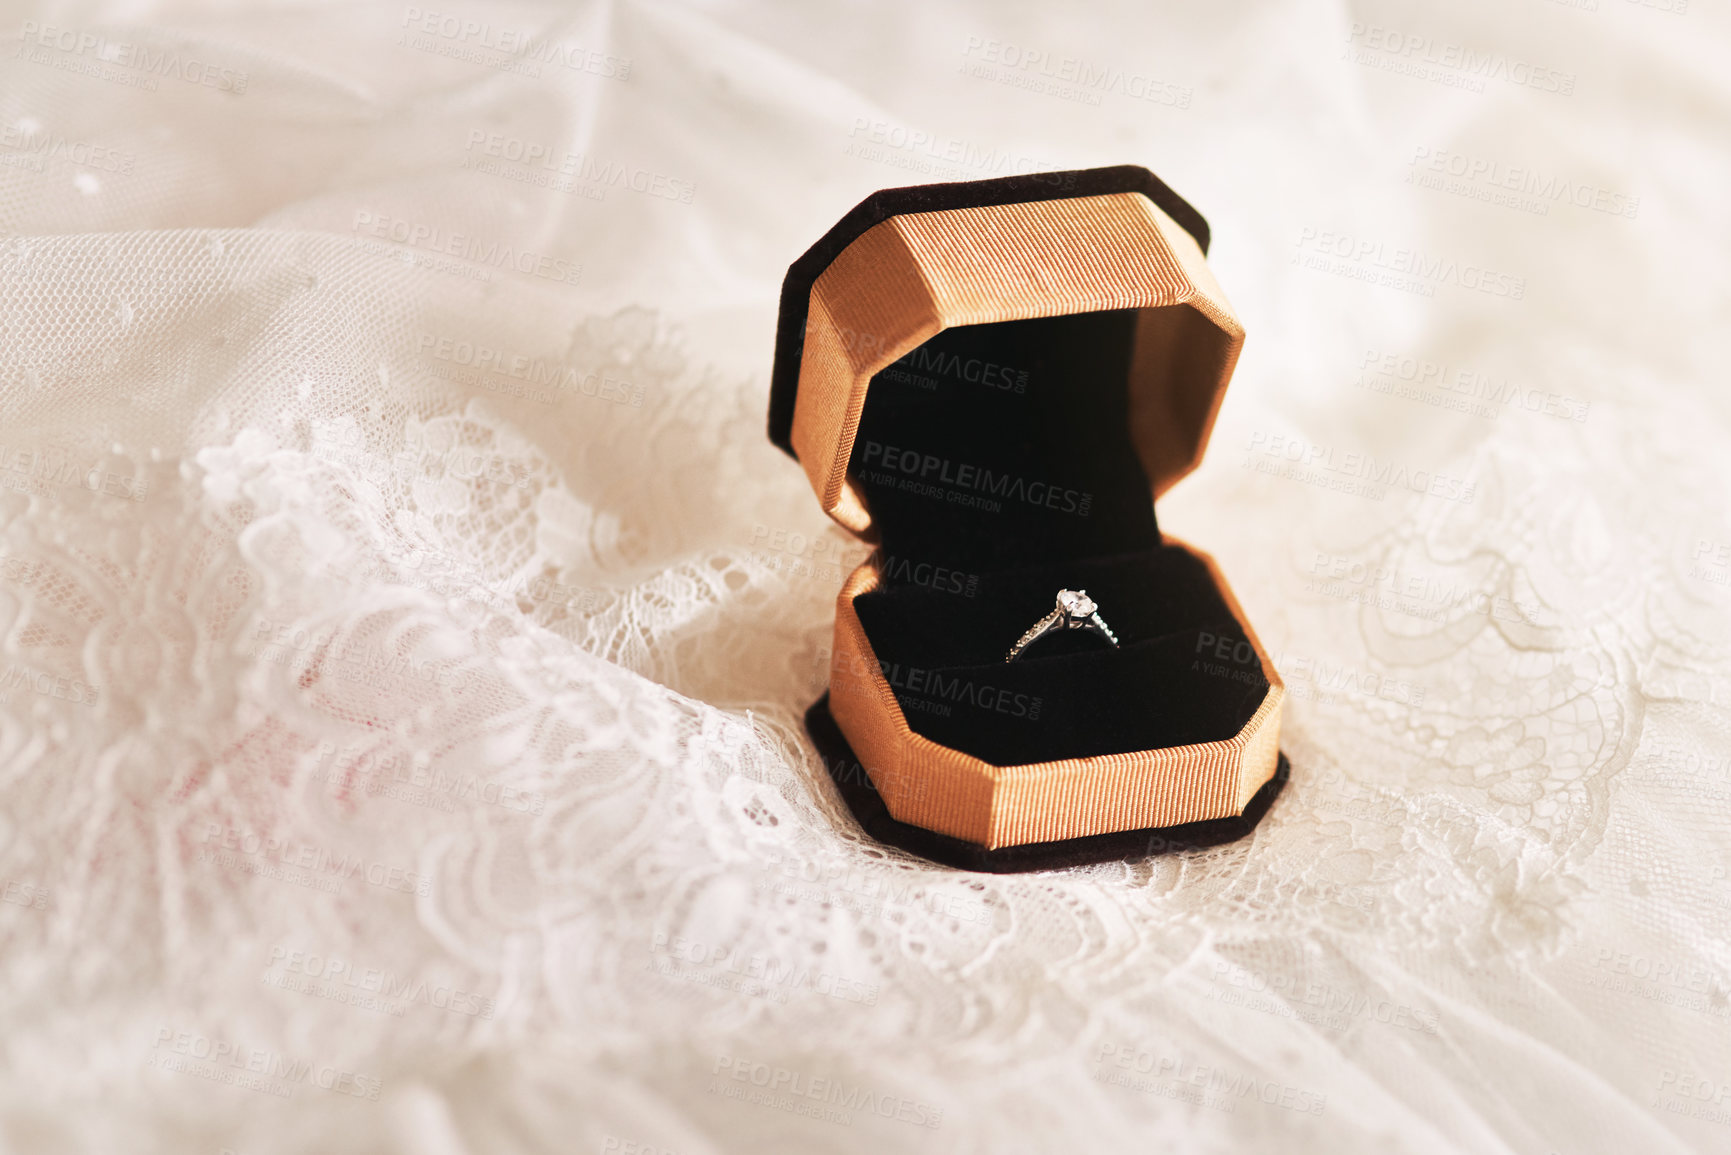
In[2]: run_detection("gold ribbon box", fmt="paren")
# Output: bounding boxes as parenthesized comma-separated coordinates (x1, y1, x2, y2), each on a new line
(768, 166, 1287, 871)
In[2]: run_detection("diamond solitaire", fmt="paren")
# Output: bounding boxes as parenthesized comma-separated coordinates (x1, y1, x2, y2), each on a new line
(1057, 589, 1097, 619)
(1006, 589, 1120, 662)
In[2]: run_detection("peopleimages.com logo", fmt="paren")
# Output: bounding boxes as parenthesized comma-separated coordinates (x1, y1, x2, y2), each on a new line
(16, 22, 249, 92)
(831, 650, 1042, 720)
(1407, 147, 1639, 220)
(860, 440, 1092, 517)
(709, 1055, 944, 1129)
(399, 7, 631, 78)
(1243, 432, 1477, 504)
(461, 131, 694, 203)
(877, 344, 1029, 394)
(958, 36, 1193, 108)
(1343, 22, 1576, 96)
(1294, 228, 1525, 299)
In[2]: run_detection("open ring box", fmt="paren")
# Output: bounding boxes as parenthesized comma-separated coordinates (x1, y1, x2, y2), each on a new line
(769, 166, 1287, 872)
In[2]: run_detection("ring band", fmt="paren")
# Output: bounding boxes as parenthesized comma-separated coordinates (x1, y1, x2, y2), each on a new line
(1005, 588, 1119, 663)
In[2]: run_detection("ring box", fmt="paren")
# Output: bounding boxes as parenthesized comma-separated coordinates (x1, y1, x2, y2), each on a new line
(769, 166, 1286, 872)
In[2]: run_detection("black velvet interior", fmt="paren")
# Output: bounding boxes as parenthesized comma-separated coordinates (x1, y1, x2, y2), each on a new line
(846, 312, 1268, 767)
(849, 310, 1157, 570)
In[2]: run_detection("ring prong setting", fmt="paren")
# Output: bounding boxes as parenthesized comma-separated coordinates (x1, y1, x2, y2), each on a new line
(1006, 588, 1119, 662)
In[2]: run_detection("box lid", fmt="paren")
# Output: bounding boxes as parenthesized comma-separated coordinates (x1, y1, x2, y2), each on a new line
(768, 165, 1244, 536)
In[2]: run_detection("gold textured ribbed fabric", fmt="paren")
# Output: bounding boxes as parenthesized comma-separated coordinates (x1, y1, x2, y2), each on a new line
(828, 539, 1283, 850)
(789, 191, 1245, 533)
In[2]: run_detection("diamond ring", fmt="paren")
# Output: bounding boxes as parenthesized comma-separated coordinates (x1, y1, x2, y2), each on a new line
(1005, 589, 1120, 663)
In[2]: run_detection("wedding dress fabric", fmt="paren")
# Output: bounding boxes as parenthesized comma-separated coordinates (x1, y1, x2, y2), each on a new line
(1, 1, 1728, 1152)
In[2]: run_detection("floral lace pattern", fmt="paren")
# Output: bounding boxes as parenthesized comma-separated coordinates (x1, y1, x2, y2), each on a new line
(1, 4, 1728, 1153)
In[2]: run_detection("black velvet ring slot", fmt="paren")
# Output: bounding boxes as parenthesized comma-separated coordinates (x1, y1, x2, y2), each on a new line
(845, 310, 1269, 766)
(853, 547, 1266, 764)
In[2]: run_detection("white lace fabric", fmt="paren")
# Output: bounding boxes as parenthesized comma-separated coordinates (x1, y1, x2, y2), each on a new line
(0, 2, 1728, 1153)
